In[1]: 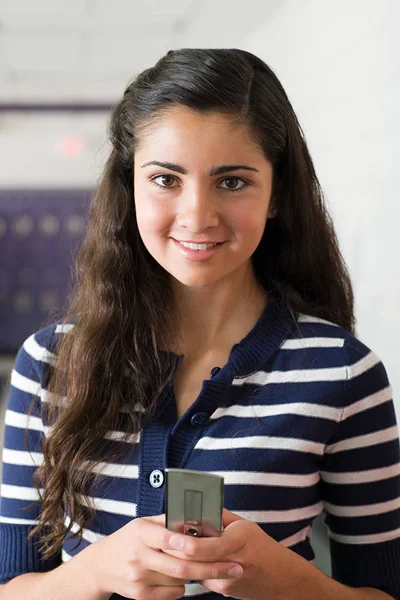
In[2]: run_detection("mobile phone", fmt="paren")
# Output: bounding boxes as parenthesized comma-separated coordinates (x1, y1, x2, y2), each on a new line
(165, 468, 224, 537)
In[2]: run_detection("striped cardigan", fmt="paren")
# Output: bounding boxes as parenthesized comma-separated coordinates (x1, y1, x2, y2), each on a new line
(1, 301, 400, 599)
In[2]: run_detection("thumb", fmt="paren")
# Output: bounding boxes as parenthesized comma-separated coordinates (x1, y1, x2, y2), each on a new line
(222, 508, 244, 528)
(142, 513, 166, 526)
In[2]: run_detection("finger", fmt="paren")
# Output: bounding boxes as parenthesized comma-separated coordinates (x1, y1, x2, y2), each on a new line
(142, 514, 166, 526)
(166, 524, 247, 562)
(134, 584, 186, 600)
(136, 548, 191, 586)
(198, 577, 238, 597)
(145, 571, 191, 586)
(148, 547, 242, 582)
(153, 585, 187, 600)
(135, 517, 178, 552)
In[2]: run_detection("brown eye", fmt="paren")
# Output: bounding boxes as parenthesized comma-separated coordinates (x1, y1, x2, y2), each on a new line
(160, 175, 175, 187)
(151, 174, 177, 188)
(225, 178, 239, 189)
(219, 177, 247, 192)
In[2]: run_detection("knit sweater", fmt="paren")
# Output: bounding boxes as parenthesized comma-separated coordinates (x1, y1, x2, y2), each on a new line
(1, 301, 400, 599)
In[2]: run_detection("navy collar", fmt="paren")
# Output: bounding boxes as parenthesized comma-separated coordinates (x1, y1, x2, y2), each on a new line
(168, 300, 296, 379)
(224, 300, 296, 377)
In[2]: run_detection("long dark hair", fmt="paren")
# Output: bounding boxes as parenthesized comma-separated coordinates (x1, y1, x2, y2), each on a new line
(27, 48, 355, 559)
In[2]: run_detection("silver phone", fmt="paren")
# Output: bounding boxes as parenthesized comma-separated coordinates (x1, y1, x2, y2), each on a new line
(165, 468, 224, 537)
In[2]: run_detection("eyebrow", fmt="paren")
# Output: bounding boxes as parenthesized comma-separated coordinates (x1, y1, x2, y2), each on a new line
(140, 161, 259, 176)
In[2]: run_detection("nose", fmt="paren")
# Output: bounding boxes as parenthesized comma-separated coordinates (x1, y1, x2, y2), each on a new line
(176, 185, 219, 232)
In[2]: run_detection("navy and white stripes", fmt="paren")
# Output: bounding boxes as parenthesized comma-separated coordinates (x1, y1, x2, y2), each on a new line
(1, 301, 400, 599)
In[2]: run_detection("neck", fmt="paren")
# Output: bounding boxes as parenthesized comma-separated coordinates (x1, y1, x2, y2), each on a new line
(173, 264, 268, 358)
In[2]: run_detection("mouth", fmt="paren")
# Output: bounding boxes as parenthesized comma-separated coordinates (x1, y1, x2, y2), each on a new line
(178, 241, 220, 251)
(171, 238, 225, 262)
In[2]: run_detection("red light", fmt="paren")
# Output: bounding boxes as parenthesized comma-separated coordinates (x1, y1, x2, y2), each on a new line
(58, 136, 85, 157)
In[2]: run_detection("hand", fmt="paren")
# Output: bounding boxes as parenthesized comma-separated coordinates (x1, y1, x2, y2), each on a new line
(163, 508, 307, 600)
(81, 513, 243, 600)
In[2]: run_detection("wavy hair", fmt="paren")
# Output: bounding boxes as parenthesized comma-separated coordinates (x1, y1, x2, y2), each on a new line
(26, 47, 355, 559)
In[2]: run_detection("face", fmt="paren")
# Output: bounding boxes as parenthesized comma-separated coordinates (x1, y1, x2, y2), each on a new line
(133, 106, 275, 290)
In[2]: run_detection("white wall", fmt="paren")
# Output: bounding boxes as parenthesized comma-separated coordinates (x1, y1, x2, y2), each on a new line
(242, 0, 399, 574)
(243, 0, 400, 410)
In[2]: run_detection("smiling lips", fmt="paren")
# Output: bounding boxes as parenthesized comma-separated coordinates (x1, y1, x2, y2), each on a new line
(172, 238, 225, 261)
(179, 241, 218, 250)
(174, 239, 225, 250)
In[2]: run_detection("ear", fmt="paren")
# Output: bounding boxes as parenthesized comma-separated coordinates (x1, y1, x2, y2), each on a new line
(269, 175, 281, 219)
(268, 203, 278, 219)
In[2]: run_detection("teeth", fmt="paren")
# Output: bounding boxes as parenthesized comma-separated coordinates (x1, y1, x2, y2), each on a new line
(180, 242, 217, 250)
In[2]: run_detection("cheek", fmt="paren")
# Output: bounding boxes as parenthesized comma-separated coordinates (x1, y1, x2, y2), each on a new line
(135, 197, 174, 236)
(228, 203, 268, 238)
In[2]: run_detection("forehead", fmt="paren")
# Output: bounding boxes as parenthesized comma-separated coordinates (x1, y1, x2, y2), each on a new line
(135, 106, 263, 157)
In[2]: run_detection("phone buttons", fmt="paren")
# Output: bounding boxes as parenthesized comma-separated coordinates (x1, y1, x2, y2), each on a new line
(149, 470, 164, 488)
(190, 412, 209, 427)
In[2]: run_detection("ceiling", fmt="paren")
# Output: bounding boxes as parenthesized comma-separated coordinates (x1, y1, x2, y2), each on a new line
(0, 0, 283, 186)
(0, 0, 282, 102)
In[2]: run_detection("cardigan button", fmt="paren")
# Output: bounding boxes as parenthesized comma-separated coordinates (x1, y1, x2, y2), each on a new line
(190, 412, 209, 427)
(210, 366, 221, 378)
(149, 470, 164, 488)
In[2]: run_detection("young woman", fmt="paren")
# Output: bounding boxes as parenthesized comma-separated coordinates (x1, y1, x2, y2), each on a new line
(0, 48, 399, 600)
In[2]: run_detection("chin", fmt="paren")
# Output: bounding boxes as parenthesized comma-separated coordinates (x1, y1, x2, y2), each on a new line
(170, 272, 224, 289)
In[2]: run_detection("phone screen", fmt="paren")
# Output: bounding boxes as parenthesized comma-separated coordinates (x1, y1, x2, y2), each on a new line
(165, 468, 224, 537)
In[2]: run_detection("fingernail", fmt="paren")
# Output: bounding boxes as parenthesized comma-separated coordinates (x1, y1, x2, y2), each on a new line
(169, 535, 185, 550)
(228, 565, 243, 577)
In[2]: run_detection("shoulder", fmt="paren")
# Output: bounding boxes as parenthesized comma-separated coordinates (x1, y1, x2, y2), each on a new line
(14, 318, 76, 379)
(32, 320, 75, 354)
(7, 319, 75, 416)
(294, 312, 376, 359)
(292, 312, 390, 393)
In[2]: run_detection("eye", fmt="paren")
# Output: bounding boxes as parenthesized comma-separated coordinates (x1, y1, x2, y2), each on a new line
(219, 177, 248, 192)
(149, 174, 178, 189)
(149, 174, 249, 193)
